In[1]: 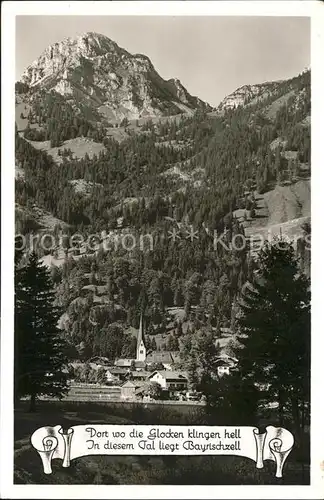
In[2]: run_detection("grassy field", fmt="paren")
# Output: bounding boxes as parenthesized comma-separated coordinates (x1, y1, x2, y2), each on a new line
(14, 401, 309, 485)
(23, 137, 106, 165)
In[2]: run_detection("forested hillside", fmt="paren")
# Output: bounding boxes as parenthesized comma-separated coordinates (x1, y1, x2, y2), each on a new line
(15, 68, 311, 363)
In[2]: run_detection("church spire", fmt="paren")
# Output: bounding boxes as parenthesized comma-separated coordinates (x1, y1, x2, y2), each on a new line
(138, 313, 143, 341)
(136, 313, 146, 362)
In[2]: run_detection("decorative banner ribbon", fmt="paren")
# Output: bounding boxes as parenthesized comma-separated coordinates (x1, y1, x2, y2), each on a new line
(31, 424, 294, 478)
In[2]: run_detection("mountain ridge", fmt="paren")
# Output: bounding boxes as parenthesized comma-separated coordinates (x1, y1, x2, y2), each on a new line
(217, 69, 309, 112)
(19, 31, 212, 120)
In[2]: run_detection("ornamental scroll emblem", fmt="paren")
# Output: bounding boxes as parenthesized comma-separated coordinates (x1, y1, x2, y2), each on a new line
(31, 424, 294, 478)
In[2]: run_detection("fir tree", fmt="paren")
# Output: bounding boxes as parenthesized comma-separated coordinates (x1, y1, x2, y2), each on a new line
(203, 371, 259, 425)
(15, 252, 68, 410)
(236, 240, 310, 435)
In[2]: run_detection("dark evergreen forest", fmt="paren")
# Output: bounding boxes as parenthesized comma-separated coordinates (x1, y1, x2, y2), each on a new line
(15, 70, 311, 363)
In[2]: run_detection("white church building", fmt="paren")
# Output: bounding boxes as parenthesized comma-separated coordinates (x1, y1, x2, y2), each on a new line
(114, 314, 147, 369)
(136, 314, 146, 362)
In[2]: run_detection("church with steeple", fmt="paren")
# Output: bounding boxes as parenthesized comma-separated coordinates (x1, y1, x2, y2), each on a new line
(114, 314, 180, 369)
(114, 314, 147, 368)
(136, 314, 146, 362)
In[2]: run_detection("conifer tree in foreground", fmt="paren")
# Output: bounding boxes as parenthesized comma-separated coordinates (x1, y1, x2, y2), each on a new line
(235, 240, 310, 436)
(199, 239, 310, 432)
(15, 251, 68, 411)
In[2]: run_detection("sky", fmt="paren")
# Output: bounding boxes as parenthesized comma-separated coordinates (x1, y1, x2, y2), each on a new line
(15, 16, 310, 107)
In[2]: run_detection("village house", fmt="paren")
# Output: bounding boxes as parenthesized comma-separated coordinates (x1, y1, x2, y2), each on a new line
(120, 380, 143, 400)
(104, 368, 120, 384)
(148, 370, 188, 397)
(129, 370, 150, 382)
(120, 380, 157, 402)
(108, 366, 130, 382)
(114, 358, 146, 369)
(214, 355, 238, 377)
(145, 350, 180, 369)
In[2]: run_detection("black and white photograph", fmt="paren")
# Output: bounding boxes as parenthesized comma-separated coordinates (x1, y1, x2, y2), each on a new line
(1, 1, 323, 498)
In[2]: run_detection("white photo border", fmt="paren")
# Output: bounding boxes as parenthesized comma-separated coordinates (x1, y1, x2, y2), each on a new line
(1, 1, 323, 498)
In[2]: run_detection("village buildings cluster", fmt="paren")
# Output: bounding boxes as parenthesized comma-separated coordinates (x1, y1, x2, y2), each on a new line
(68, 315, 238, 403)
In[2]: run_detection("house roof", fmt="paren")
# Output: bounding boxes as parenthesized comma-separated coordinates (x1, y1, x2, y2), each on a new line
(214, 355, 238, 367)
(131, 371, 150, 378)
(109, 367, 129, 374)
(214, 359, 232, 367)
(121, 380, 144, 389)
(149, 370, 188, 382)
(115, 358, 134, 367)
(114, 359, 146, 368)
(146, 351, 180, 364)
(121, 381, 137, 388)
(134, 361, 146, 369)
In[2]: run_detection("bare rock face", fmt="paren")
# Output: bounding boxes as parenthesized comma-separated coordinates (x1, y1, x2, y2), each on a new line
(20, 32, 212, 120)
(217, 82, 282, 112)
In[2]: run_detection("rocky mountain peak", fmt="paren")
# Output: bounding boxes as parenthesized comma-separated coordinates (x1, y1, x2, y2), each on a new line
(19, 32, 212, 120)
(217, 81, 283, 112)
